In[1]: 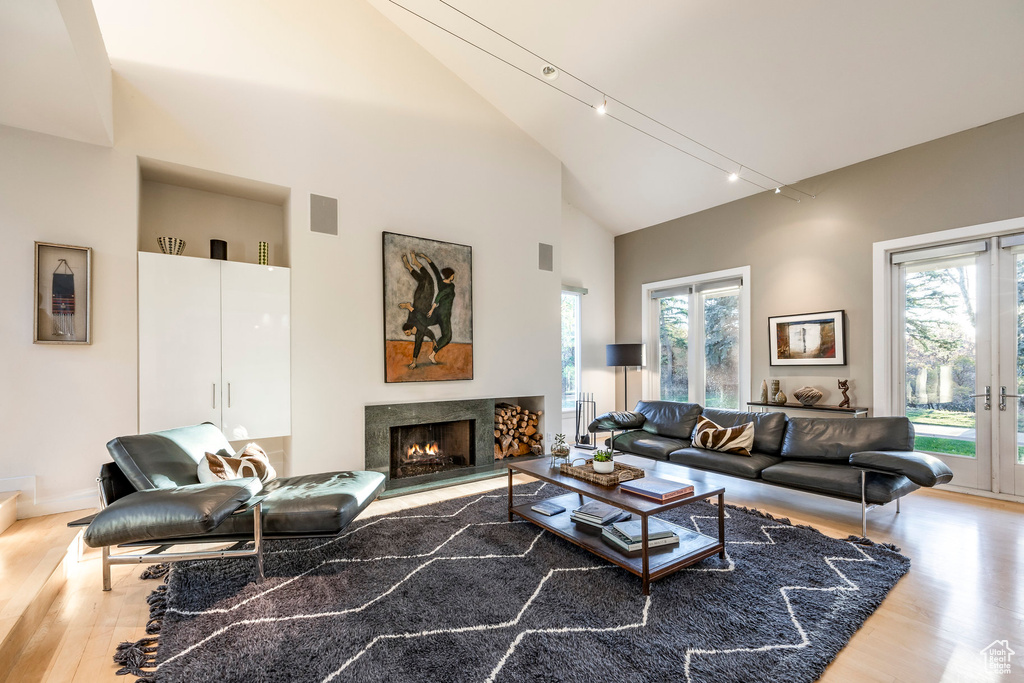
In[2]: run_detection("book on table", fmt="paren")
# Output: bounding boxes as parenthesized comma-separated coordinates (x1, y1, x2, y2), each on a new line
(601, 524, 680, 554)
(618, 476, 695, 502)
(530, 499, 567, 516)
(571, 500, 623, 524)
(572, 509, 630, 534)
(610, 518, 677, 542)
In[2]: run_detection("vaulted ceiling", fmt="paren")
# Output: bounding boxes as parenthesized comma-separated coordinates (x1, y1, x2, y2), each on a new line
(366, 0, 1024, 233)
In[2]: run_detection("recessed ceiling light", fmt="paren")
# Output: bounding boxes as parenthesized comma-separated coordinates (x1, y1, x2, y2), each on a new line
(541, 65, 558, 80)
(775, 187, 781, 194)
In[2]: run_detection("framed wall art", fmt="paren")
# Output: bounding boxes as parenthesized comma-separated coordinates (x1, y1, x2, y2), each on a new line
(34, 242, 92, 345)
(382, 232, 473, 382)
(768, 310, 845, 366)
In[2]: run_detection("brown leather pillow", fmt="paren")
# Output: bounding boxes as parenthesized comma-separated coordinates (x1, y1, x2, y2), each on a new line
(198, 443, 277, 484)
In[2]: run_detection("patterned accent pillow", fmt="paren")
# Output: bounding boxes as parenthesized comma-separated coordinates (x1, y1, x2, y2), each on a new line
(198, 442, 277, 484)
(692, 415, 755, 456)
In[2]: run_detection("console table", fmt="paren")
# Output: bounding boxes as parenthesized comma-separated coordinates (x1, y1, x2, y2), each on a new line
(747, 401, 869, 417)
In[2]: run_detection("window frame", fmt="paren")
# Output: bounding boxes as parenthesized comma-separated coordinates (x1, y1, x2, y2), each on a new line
(560, 289, 583, 414)
(641, 266, 751, 408)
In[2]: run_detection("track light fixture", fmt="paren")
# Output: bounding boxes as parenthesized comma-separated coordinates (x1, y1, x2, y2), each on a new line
(387, 0, 814, 202)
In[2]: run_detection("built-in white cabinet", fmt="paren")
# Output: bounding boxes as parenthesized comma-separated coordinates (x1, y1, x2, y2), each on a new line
(138, 252, 291, 439)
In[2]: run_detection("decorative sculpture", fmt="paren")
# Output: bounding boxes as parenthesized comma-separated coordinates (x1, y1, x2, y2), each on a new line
(793, 386, 824, 406)
(759, 379, 769, 403)
(838, 379, 851, 408)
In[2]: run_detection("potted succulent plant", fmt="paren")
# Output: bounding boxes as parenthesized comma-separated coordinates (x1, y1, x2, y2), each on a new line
(550, 433, 570, 466)
(592, 449, 614, 474)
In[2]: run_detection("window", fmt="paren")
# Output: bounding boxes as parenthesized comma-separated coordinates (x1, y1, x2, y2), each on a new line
(561, 290, 582, 411)
(643, 268, 749, 409)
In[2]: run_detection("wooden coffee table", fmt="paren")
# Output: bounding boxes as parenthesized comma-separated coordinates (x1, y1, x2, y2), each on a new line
(507, 454, 725, 595)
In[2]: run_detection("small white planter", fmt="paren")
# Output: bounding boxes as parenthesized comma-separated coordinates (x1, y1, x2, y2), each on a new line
(592, 458, 614, 474)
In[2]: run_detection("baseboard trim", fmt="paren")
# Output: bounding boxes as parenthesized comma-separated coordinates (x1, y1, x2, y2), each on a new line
(935, 484, 1024, 505)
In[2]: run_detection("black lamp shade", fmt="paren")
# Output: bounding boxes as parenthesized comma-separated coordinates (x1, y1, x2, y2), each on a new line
(606, 343, 644, 367)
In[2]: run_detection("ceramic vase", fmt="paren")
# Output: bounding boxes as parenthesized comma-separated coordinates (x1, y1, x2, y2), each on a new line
(775, 389, 787, 405)
(770, 380, 780, 401)
(258, 241, 269, 266)
(759, 379, 769, 403)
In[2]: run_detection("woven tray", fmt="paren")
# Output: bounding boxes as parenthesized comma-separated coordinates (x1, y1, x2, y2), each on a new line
(559, 460, 647, 487)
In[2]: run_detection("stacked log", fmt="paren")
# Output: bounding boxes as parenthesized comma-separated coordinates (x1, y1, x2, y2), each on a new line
(493, 403, 544, 459)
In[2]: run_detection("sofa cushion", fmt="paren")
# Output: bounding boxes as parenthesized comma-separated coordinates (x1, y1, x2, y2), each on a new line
(668, 447, 782, 479)
(761, 461, 918, 504)
(107, 423, 234, 490)
(83, 478, 261, 548)
(780, 417, 915, 462)
(635, 400, 702, 440)
(610, 430, 689, 460)
(701, 408, 789, 455)
(203, 470, 387, 537)
(692, 415, 754, 456)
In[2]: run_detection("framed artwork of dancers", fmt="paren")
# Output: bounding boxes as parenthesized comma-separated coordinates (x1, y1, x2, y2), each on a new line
(34, 242, 91, 345)
(382, 232, 473, 382)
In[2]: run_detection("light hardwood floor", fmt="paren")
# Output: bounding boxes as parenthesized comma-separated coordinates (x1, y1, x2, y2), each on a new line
(3, 467, 1022, 683)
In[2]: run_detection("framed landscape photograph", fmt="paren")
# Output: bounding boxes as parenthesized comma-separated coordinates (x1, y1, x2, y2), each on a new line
(382, 232, 473, 383)
(34, 242, 91, 345)
(769, 310, 845, 366)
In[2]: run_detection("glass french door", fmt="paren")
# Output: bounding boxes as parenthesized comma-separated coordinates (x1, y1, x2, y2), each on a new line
(652, 281, 741, 409)
(997, 237, 1024, 496)
(894, 235, 1024, 496)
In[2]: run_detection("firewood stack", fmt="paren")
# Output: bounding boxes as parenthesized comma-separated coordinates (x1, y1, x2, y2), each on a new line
(493, 403, 544, 459)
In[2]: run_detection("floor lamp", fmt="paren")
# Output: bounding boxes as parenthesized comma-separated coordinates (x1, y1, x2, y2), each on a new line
(607, 343, 644, 410)
(606, 344, 644, 452)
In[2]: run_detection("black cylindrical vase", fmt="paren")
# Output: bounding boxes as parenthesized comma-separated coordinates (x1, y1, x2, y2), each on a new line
(210, 239, 227, 260)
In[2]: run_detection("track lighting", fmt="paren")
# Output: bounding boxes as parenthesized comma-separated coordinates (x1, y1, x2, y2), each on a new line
(775, 187, 781, 194)
(728, 172, 739, 182)
(541, 65, 558, 80)
(596, 98, 607, 115)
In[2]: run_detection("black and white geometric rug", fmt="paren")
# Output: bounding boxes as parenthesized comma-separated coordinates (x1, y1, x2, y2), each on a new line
(115, 482, 909, 683)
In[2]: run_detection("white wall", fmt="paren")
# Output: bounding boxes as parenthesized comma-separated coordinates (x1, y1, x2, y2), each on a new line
(0, 126, 137, 516)
(0, 0, 565, 515)
(560, 199, 616, 438)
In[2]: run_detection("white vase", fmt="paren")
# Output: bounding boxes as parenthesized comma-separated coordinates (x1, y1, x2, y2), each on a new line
(593, 459, 614, 474)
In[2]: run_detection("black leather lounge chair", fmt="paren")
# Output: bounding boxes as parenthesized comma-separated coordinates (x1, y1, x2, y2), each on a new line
(82, 423, 386, 590)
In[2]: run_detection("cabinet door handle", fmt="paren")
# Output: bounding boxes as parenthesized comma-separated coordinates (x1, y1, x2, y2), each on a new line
(213, 383, 217, 409)
(228, 383, 232, 408)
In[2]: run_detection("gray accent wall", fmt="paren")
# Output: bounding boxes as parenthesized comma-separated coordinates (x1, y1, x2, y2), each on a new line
(614, 113, 1024, 413)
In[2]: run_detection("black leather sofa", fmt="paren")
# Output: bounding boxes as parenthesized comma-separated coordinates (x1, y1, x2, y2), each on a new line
(591, 400, 953, 536)
(83, 423, 386, 589)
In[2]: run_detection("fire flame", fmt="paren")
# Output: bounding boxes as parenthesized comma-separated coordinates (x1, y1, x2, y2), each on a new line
(406, 442, 440, 458)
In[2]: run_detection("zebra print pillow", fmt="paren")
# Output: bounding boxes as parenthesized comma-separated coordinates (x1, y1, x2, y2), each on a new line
(692, 415, 754, 456)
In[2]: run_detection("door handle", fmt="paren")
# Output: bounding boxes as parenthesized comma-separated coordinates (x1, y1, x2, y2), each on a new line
(970, 386, 991, 410)
(1000, 386, 1021, 411)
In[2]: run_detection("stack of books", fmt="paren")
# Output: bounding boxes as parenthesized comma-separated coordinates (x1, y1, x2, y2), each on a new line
(601, 519, 681, 555)
(570, 500, 630, 534)
(619, 476, 695, 502)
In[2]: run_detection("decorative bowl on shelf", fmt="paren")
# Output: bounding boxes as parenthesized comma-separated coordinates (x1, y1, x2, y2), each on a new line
(157, 237, 186, 255)
(793, 386, 824, 406)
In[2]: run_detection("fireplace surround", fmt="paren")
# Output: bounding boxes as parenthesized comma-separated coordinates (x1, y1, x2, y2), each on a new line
(365, 397, 543, 493)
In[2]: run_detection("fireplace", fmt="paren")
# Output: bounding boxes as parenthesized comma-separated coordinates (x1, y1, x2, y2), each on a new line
(390, 419, 476, 480)
(365, 397, 545, 493)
